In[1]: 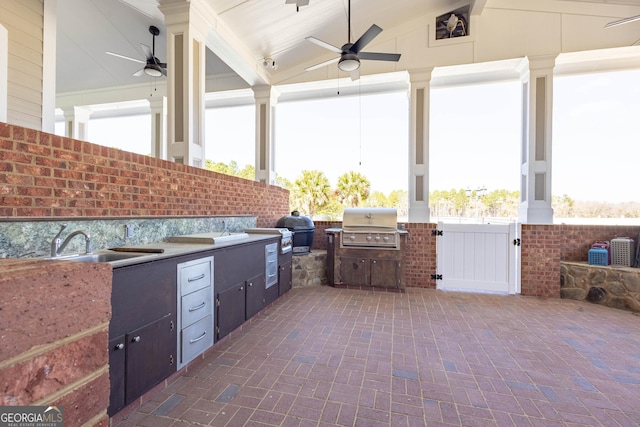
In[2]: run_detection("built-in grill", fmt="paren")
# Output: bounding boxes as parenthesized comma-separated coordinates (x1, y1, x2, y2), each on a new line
(276, 211, 315, 254)
(244, 228, 293, 254)
(341, 208, 399, 249)
(326, 208, 408, 291)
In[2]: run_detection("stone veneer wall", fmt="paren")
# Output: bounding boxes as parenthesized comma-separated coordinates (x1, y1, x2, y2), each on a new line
(561, 261, 640, 312)
(292, 251, 327, 287)
(0, 259, 112, 426)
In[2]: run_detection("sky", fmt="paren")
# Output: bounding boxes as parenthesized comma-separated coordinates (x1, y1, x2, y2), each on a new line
(76, 67, 640, 204)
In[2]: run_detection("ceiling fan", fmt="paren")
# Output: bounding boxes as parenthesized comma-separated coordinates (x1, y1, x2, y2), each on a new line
(285, 0, 309, 12)
(305, 0, 401, 79)
(605, 15, 640, 28)
(106, 25, 167, 77)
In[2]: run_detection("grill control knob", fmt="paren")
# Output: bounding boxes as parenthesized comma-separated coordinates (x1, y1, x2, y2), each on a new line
(349, 235, 355, 241)
(375, 236, 381, 241)
(366, 235, 372, 241)
(383, 236, 390, 242)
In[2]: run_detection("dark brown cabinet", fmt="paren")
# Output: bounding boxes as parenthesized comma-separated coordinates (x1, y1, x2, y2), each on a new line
(326, 230, 407, 291)
(216, 281, 246, 339)
(109, 258, 178, 415)
(278, 252, 292, 296)
(125, 314, 175, 402)
(246, 273, 266, 319)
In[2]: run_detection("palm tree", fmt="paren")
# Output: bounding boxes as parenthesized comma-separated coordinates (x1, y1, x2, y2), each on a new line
(336, 171, 371, 208)
(291, 170, 332, 218)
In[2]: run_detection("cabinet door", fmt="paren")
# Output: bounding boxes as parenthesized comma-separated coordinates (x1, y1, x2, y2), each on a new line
(370, 259, 400, 288)
(279, 260, 292, 296)
(108, 335, 126, 416)
(125, 313, 176, 404)
(246, 274, 266, 320)
(217, 282, 245, 339)
(339, 257, 369, 286)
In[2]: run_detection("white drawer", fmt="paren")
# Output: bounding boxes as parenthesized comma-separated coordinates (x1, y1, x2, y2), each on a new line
(180, 314, 213, 367)
(178, 256, 213, 296)
(181, 285, 213, 328)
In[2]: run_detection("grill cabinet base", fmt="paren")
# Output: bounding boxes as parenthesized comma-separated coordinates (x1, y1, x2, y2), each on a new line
(326, 229, 408, 291)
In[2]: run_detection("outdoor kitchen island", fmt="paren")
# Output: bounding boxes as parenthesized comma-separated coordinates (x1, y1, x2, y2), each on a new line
(325, 208, 408, 292)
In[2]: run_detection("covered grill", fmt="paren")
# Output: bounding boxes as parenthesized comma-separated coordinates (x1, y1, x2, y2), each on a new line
(326, 208, 408, 291)
(276, 211, 315, 254)
(341, 208, 399, 249)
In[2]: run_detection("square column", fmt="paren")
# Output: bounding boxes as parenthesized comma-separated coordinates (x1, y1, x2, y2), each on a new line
(62, 106, 92, 140)
(252, 85, 278, 185)
(408, 69, 433, 223)
(159, 0, 207, 167)
(149, 96, 168, 160)
(517, 55, 557, 224)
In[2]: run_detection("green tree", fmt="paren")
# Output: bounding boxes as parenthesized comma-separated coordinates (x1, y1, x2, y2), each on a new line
(205, 159, 240, 176)
(368, 191, 389, 207)
(291, 170, 332, 218)
(336, 171, 370, 207)
(237, 164, 255, 180)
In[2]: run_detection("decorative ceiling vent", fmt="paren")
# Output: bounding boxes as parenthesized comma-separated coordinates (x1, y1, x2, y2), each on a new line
(435, 6, 470, 40)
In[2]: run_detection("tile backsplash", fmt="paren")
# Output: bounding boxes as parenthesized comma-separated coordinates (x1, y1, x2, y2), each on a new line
(0, 216, 256, 258)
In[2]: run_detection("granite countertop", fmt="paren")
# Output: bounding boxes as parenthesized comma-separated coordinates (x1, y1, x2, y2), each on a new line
(36, 232, 280, 268)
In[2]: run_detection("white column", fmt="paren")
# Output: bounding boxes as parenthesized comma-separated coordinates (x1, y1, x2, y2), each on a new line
(0, 23, 7, 123)
(160, 0, 207, 167)
(517, 55, 557, 224)
(149, 96, 168, 160)
(408, 68, 433, 223)
(41, 0, 57, 133)
(253, 85, 279, 184)
(62, 106, 92, 140)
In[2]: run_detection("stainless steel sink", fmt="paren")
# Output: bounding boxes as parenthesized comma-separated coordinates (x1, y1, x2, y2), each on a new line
(49, 252, 146, 263)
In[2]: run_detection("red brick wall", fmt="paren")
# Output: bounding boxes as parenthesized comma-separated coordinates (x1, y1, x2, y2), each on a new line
(559, 224, 640, 262)
(0, 259, 112, 426)
(400, 222, 437, 288)
(520, 224, 562, 297)
(0, 123, 289, 225)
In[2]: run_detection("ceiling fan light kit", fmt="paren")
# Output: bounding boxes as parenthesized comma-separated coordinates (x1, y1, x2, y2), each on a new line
(144, 63, 163, 77)
(338, 54, 360, 72)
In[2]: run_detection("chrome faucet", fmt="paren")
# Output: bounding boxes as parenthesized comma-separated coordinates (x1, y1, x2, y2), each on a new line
(50, 224, 92, 257)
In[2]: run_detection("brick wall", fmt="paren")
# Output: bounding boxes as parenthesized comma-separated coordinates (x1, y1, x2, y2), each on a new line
(0, 123, 289, 225)
(521, 224, 562, 297)
(0, 259, 112, 426)
(559, 224, 640, 262)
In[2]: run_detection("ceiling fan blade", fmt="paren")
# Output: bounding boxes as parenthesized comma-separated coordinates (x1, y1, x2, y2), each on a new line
(305, 56, 339, 71)
(141, 43, 154, 61)
(351, 24, 382, 54)
(605, 14, 640, 28)
(306, 37, 343, 53)
(133, 68, 145, 77)
(106, 51, 146, 64)
(358, 52, 401, 62)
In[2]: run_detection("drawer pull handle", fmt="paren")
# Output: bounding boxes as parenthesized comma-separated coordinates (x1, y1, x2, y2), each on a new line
(239, 286, 244, 291)
(189, 301, 206, 312)
(188, 273, 206, 282)
(114, 343, 124, 350)
(268, 273, 277, 278)
(132, 336, 141, 343)
(190, 331, 207, 343)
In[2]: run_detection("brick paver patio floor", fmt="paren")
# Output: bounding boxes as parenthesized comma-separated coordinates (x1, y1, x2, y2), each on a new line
(115, 286, 640, 426)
